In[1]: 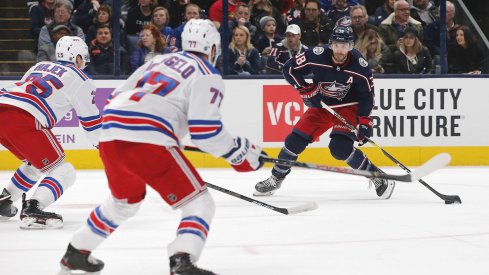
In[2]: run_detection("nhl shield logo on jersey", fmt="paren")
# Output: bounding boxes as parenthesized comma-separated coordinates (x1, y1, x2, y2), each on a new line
(313, 47, 324, 55)
(318, 81, 351, 100)
(359, 57, 368, 67)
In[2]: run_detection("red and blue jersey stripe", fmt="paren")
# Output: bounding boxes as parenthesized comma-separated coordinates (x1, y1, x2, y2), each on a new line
(87, 206, 118, 238)
(0, 90, 57, 128)
(55, 62, 91, 81)
(181, 52, 219, 76)
(102, 109, 179, 144)
(11, 168, 37, 192)
(39, 176, 64, 201)
(78, 114, 102, 132)
(188, 119, 222, 140)
(177, 215, 210, 241)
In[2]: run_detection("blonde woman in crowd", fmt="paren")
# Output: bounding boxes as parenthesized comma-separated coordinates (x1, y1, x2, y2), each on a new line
(228, 25, 261, 75)
(355, 29, 394, 74)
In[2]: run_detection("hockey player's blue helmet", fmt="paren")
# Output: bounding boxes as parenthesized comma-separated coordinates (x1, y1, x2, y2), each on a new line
(329, 23, 354, 50)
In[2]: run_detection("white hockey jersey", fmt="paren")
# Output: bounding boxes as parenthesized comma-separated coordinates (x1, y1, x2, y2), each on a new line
(100, 52, 236, 158)
(0, 61, 102, 147)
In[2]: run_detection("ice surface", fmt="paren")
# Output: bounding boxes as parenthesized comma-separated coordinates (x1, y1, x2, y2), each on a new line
(0, 166, 488, 275)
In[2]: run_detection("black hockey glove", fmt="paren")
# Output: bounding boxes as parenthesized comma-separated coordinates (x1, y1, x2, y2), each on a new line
(357, 116, 373, 146)
(298, 84, 321, 108)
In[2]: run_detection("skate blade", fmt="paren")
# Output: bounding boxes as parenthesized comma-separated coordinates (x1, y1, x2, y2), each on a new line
(253, 190, 276, 196)
(379, 181, 396, 200)
(20, 217, 63, 229)
(58, 266, 101, 275)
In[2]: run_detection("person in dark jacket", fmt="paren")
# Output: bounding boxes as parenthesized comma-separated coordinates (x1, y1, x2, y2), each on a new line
(448, 25, 484, 74)
(29, 0, 55, 40)
(297, 0, 334, 47)
(87, 25, 129, 75)
(393, 27, 432, 74)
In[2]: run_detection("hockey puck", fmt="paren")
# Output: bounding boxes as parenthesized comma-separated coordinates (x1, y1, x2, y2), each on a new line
(445, 200, 454, 204)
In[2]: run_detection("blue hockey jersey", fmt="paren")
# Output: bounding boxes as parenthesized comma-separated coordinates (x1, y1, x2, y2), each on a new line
(283, 45, 374, 117)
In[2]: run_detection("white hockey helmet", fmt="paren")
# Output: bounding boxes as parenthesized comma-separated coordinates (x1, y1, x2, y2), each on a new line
(56, 35, 90, 68)
(182, 19, 221, 65)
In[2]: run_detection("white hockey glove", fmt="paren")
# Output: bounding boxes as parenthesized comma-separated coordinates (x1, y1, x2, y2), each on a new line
(222, 137, 267, 172)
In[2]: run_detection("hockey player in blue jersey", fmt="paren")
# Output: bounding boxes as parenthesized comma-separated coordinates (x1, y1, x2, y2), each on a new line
(254, 20, 395, 199)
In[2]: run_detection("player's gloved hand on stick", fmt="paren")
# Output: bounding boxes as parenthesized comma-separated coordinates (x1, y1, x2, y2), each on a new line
(298, 83, 322, 108)
(357, 116, 373, 146)
(223, 137, 267, 172)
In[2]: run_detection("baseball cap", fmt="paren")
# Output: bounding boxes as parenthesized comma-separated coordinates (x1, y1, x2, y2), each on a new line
(285, 24, 301, 35)
(52, 24, 71, 34)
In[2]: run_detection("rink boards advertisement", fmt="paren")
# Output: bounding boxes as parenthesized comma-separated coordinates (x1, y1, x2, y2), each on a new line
(0, 78, 488, 168)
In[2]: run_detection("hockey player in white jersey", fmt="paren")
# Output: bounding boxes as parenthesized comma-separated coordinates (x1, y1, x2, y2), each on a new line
(0, 36, 101, 229)
(59, 19, 267, 275)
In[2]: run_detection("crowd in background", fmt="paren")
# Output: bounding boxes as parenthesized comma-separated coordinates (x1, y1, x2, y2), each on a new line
(27, 0, 487, 75)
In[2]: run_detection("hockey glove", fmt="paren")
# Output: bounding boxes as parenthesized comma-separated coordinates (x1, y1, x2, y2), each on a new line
(357, 116, 373, 146)
(223, 137, 267, 172)
(298, 84, 322, 108)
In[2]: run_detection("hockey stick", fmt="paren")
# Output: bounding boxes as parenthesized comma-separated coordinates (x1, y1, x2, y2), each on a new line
(320, 102, 462, 204)
(183, 146, 449, 182)
(205, 182, 318, 215)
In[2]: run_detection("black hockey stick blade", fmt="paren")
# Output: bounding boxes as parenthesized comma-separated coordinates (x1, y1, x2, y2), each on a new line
(205, 182, 318, 215)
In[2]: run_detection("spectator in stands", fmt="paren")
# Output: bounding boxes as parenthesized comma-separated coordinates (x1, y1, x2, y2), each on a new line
(126, 0, 155, 36)
(228, 26, 261, 75)
(266, 24, 308, 74)
(126, 0, 156, 53)
(250, 0, 286, 35)
(378, 0, 423, 52)
(255, 16, 282, 58)
(166, 0, 188, 28)
(129, 24, 170, 72)
(393, 27, 432, 74)
(228, 3, 258, 44)
(424, 0, 459, 58)
(448, 25, 484, 74)
(37, 25, 71, 62)
(355, 29, 394, 74)
(151, 6, 177, 51)
(374, 0, 394, 26)
(286, 0, 305, 25)
(173, 3, 201, 50)
(297, 0, 334, 47)
(319, 0, 359, 12)
(73, 0, 109, 33)
(29, 0, 55, 40)
(208, 0, 240, 29)
(85, 5, 124, 46)
(410, 0, 438, 27)
(87, 24, 129, 75)
(38, 0, 85, 48)
(350, 5, 379, 43)
(327, 0, 352, 23)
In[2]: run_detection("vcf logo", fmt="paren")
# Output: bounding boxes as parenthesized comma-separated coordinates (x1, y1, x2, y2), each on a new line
(263, 85, 304, 142)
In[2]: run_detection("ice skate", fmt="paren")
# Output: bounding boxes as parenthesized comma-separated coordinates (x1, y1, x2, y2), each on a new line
(0, 188, 18, 220)
(58, 243, 104, 275)
(369, 177, 395, 199)
(170, 252, 217, 275)
(20, 193, 63, 229)
(254, 175, 284, 196)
